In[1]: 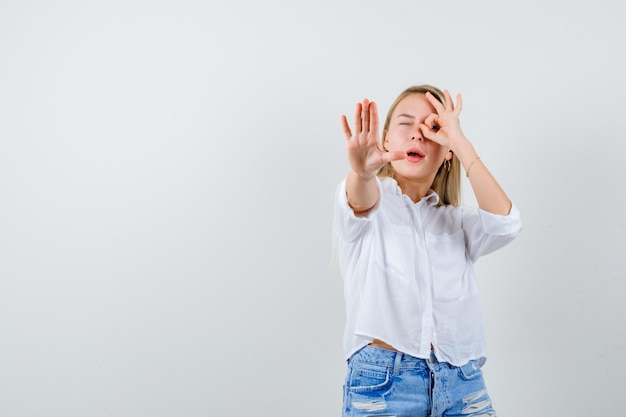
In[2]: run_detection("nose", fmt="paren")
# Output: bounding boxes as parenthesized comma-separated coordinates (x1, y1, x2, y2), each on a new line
(411, 136, 424, 142)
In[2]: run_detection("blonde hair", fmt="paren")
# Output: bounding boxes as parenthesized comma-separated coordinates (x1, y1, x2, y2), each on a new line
(378, 85, 461, 207)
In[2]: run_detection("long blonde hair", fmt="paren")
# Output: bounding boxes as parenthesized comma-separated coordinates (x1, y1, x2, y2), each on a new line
(378, 85, 461, 207)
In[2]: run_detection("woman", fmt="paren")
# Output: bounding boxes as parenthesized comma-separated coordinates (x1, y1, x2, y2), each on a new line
(334, 85, 521, 416)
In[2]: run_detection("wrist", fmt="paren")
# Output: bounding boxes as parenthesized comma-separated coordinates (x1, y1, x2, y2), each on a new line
(464, 155, 481, 177)
(358, 172, 376, 183)
(351, 169, 377, 183)
(450, 139, 476, 164)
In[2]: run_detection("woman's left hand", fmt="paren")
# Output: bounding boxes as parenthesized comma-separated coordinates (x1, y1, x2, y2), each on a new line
(419, 89, 466, 151)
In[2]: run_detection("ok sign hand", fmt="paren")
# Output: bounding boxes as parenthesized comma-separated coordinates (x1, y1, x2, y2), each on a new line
(420, 90, 466, 152)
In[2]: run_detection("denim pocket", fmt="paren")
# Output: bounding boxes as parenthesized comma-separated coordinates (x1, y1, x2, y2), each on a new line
(457, 360, 482, 380)
(346, 364, 392, 393)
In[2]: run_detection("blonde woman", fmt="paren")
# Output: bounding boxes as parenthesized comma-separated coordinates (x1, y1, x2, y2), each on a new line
(334, 85, 521, 417)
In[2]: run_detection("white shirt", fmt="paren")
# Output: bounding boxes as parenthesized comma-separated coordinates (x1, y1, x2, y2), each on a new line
(334, 176, 522, 366)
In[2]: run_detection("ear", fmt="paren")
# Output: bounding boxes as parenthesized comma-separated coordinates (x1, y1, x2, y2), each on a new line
(382, 130, 388, 151)
(445, 149, 453, 161)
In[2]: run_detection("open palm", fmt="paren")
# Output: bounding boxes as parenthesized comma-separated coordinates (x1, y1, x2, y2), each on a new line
(341, 99, 405, 179)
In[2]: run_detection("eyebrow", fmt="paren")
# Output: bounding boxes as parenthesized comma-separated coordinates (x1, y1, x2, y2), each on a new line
(395, 113, 415, 119)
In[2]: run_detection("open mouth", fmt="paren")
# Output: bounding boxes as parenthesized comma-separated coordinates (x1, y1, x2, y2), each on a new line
(406, 148, 424, 162)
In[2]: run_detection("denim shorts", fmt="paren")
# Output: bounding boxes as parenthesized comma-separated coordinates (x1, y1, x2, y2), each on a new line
(342, 346, 496, 417)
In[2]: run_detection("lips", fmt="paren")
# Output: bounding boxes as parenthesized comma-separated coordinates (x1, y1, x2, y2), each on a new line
(406, 148, 424, 162)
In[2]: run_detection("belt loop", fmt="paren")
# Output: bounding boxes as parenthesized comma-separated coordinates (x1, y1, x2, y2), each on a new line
(393, 351, 403, 375)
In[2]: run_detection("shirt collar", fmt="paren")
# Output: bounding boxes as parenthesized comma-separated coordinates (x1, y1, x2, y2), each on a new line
(381, 176, 440, 206)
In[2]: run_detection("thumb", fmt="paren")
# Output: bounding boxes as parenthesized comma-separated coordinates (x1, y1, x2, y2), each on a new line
(419, 123, 443, 144)
(382, 150, 406, 163)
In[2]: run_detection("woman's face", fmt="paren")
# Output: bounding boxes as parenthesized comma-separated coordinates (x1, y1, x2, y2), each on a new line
(383, 93, 451, 183)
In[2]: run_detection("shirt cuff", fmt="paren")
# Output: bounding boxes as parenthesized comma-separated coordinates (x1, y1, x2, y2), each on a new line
(477, 202, 522, 236)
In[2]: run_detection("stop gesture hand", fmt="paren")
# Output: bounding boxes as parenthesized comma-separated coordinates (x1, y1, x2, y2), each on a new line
(341, 99, 405, 181)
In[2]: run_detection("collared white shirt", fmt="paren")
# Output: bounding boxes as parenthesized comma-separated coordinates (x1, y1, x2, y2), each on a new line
(334, 176, 522, 366)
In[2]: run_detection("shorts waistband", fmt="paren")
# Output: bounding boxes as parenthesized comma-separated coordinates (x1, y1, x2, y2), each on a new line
(349, 345, 438, 374)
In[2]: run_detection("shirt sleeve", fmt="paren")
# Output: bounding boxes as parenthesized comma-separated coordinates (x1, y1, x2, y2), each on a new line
(333, 177, 384, 243)
(463, 202, 522, 262)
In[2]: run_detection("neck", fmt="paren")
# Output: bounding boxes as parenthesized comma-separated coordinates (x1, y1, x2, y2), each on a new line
(394, 175, 434, 203)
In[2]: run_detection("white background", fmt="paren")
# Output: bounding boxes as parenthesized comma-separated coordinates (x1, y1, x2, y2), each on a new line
(1, 1, 624, 416)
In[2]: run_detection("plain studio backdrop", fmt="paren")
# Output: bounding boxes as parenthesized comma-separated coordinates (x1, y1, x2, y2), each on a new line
(1, 0, 624, 416)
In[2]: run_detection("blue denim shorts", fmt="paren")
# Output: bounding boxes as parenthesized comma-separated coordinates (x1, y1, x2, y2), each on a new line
(343, 346, 496, 417)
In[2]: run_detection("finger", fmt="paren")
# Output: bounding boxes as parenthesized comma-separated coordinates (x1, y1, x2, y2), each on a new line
(455, 93, 463, 115)
(362, 99, 370, 132)
(424, 114, 439, 132)
(419, 123, 443, 145)
(425, 91, 446, 115)
(381, 150, 407, 163)
(340, 115, 352, 140)
(369, 101, 379, 134)
(443, 89, 454, 111)
(353, 102, 362, 134)
(419, 123, 434, 140)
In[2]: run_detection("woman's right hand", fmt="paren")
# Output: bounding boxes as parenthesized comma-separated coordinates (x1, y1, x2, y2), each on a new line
(341, 99, 405, 180)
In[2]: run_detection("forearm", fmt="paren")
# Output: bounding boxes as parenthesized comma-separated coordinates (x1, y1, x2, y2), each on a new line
(345, 171, 379, 215)
(454, 139, 512, 216)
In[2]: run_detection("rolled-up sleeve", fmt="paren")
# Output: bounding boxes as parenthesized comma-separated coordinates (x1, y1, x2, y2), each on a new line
(478, 203, 522, 236)
(334, 177, 384, 243)
(464, 202, 522, 262)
